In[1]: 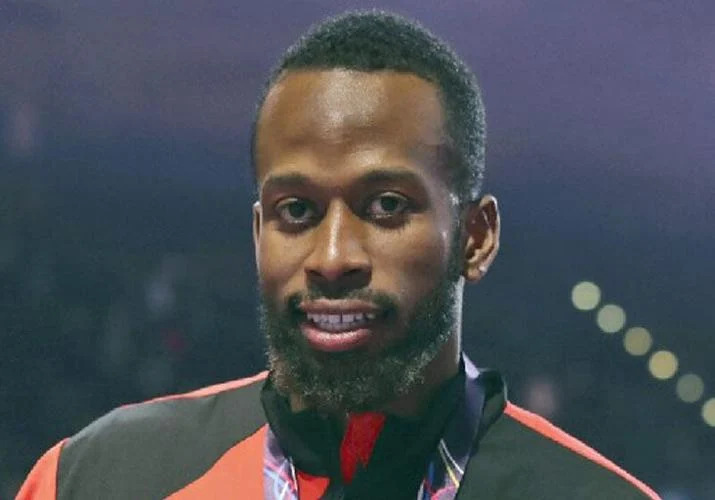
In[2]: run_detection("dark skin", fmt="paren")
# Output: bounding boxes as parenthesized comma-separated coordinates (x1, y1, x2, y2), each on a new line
(253, 69, 500, 420)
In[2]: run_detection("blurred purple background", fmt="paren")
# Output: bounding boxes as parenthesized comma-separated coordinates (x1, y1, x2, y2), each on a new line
(1, 1, 714, 498)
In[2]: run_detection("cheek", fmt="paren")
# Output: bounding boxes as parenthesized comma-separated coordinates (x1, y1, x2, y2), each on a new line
(372, 219, 451, 292)
(257, 233, 307, 295)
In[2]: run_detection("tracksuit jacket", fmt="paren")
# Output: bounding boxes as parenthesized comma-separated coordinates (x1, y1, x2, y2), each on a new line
(19, 356, 660, 499)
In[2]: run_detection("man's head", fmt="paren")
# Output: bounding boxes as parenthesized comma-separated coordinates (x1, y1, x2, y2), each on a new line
(251, 11, 499, 414)
(251, 9, 486, 203)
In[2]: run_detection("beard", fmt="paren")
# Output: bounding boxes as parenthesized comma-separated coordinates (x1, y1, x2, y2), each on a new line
(258, 234, 464, 414)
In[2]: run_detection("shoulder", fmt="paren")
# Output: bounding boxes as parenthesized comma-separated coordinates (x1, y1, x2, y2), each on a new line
(502, 403, 658, 498)
(460, 370, 660, 499)
(64, 370, 268, 453)
(55, 371, 268, 499)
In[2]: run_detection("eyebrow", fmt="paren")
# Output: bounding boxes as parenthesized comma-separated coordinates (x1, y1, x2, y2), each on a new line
(260, 168, 426, 196)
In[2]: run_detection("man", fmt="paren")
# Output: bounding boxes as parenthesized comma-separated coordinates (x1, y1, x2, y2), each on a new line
(19, 10, 659, 500)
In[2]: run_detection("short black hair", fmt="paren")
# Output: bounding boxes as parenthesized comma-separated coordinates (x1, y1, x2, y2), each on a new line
(251, 9, 486, 202)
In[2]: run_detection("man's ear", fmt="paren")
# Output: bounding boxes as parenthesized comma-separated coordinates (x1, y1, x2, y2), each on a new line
(252, 201, 262, 268)
(462, 195, 500, 282)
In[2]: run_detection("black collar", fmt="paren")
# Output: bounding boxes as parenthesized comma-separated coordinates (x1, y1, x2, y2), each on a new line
(261, 365, 465, 498)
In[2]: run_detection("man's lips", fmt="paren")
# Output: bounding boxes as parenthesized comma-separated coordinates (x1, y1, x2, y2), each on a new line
(298, 300, 383, 352)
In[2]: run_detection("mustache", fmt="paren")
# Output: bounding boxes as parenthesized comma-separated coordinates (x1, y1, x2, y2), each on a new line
(284, 288, 399, 315)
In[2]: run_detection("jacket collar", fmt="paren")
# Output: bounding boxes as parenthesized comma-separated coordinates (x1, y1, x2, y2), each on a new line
(261, 354, 508, 500)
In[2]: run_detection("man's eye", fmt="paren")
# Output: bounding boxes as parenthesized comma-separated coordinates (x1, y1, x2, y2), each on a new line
(367, 193, 409, 218)
(276, 199, 315, 224)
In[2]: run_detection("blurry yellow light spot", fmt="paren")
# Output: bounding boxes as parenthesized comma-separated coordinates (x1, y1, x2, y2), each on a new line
(648, 350, 678, 380)
(623, 327, 652, 356)
(571, 281, 601, 311)
(596, 304, 626, 334)
(676, 373, 705, 403)
(703, 398, 715, 427)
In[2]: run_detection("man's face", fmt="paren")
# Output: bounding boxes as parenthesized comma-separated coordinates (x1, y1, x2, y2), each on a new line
(253, 69, 464, 413)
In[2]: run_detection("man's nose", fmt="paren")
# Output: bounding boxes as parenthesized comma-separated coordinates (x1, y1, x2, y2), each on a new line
(304, 201, 371, 289)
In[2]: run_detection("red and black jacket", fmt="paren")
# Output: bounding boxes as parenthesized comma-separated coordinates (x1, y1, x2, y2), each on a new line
(19, 368, 659, 499)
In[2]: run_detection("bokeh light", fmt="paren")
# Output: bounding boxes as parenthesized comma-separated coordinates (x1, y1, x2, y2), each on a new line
(523, 376, 560, 419)
(596, 304, 626, 334)
(703, 398, 715, 427)
(648, 350, 679, 380)
(571, 281, 601, 311)
(623, 327, 653, 356)
(676, 374, 705, 403)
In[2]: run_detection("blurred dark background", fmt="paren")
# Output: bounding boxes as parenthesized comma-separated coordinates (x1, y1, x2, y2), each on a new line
(1, 1, 713, 498)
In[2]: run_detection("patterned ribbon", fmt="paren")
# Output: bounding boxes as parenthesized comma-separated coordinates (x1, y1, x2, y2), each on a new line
(263, 355, 484, 500)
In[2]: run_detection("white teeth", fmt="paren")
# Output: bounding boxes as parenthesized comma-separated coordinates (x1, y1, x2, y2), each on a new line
(306, 311, 378, 330)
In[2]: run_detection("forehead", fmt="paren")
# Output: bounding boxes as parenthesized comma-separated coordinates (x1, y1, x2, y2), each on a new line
(254, 69, 449, 183)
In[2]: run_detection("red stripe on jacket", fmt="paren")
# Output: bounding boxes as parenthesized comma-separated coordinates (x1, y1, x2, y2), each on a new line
(16, 439, 67, 500)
